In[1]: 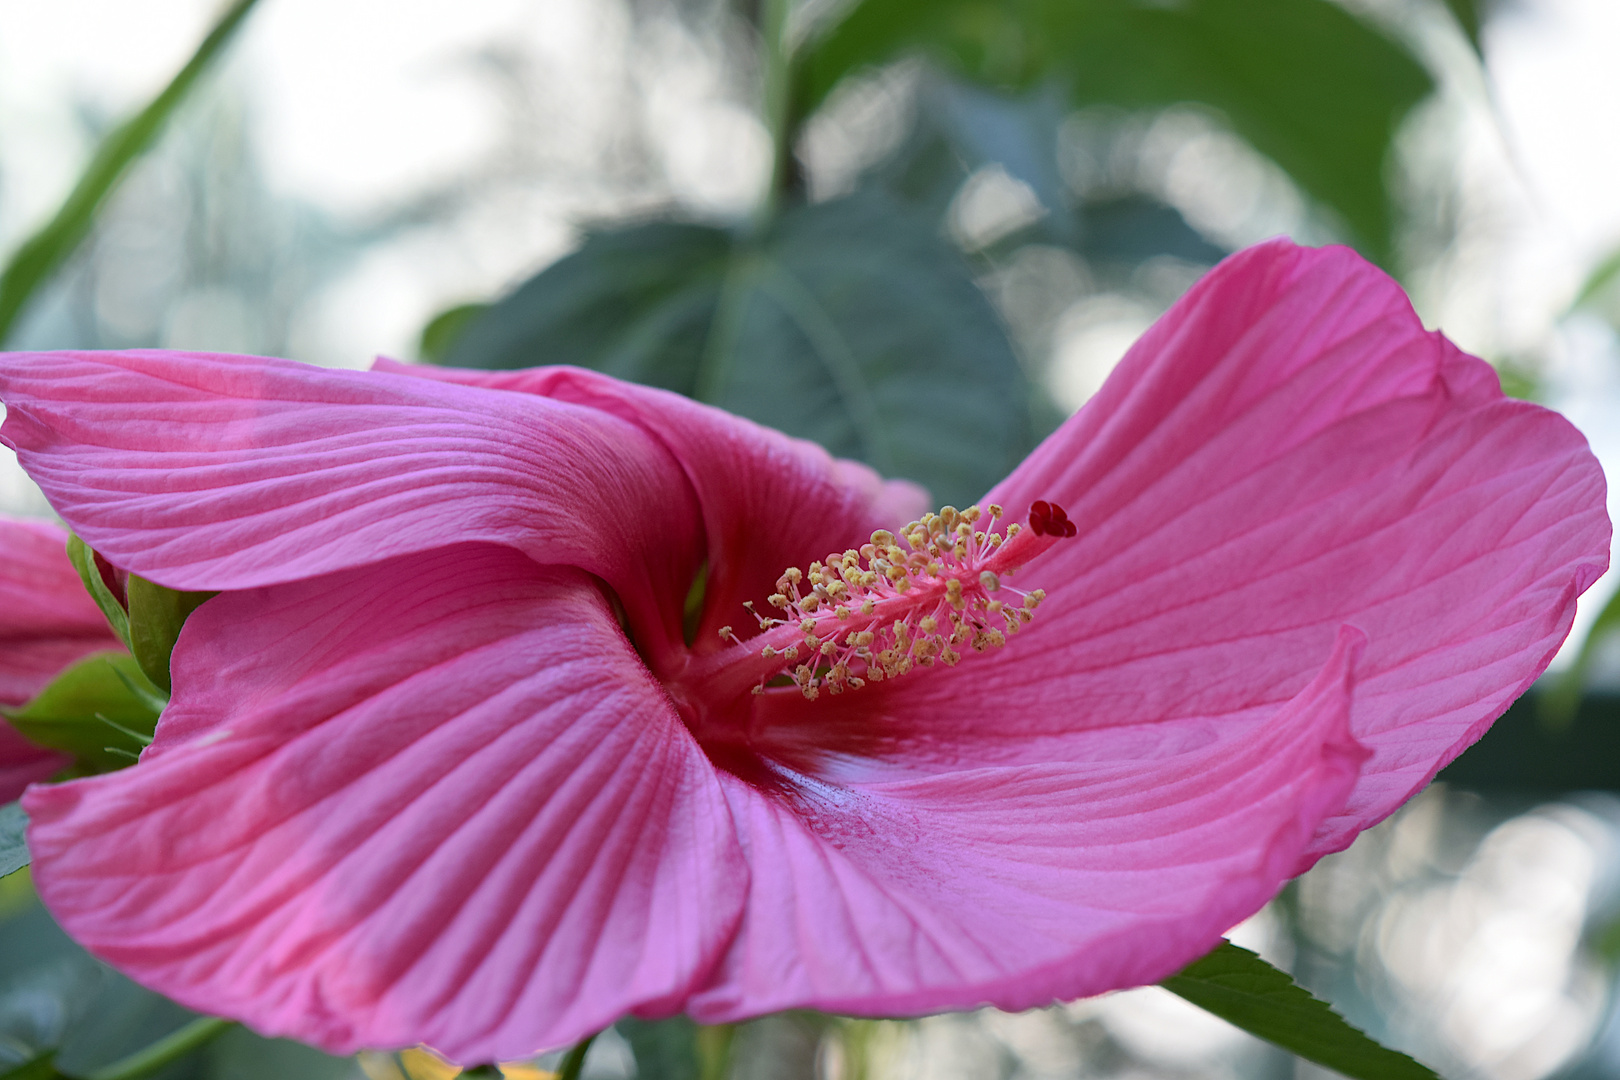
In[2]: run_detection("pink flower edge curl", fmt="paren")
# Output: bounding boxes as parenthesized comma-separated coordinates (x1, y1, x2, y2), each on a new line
(0, 239, 1607, 1063)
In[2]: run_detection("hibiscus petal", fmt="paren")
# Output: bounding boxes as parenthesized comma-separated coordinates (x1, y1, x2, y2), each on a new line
(0, 350, 705, 660)
(963, 240, 1606, 862)
(690, 627, 1366, 1018)
(23, 543, 746, 1061)
(372, 360, 928, 648)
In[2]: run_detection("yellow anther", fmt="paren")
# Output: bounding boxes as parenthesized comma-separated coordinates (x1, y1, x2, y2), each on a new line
(769, 593, 791, 609)
(871, 529, 894, 548)
(861, 599, 876, 615)
(927, 560, 944, 575)
(987, 599, 1004, 614)
(919, 616, 938, 633)
(800, 619, 816, 633)
(784, 645, 799, 660)
(835, 605, 850, 619)
(785, 567, 802, 584)
(761, 645, 778, 658)
(942, 647, 961, 666)
(805, 634, 820, 651)
(964, 506, 982, 523)
(821, 640, 837, 656)
(855, 630, 875, 647)
(988, 503, 1004, 519)
(946, 579, 965, 609)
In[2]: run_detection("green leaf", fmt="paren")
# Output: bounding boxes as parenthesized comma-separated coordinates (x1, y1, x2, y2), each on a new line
(0, 0, 262, 344)
(125, 576, 215, 694)
(1437, 687, 1620, 793)
(3, 652, 164, 775)
(1440, 0, 1486, 53)
(1540, 586, 1620, 729)
(64, 535, 130, 650)
(617, 1017, 700, 1080)
(1570, 246, 1620, 315)
(1162, 941, 1438, 1079)
(0, 803, 28, 880)
(798, 0, 1431, 265)
(418, 302, 491, 364)
(0, 1053, 62, 1080)
(446, 193, 1040, 506)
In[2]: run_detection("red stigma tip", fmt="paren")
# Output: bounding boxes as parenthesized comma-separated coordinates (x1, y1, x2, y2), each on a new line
(1027, 500, 1077, 538)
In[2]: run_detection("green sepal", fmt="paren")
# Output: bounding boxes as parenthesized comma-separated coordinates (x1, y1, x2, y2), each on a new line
(126, 575, 216, 693)
(1161, 940, 1437, 1080)
(2, 652, 164, 775)
(64, 534, 130, 649)
(0, 801, 28, 880)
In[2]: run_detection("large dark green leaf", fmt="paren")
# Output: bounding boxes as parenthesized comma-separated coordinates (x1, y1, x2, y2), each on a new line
(0, 803, 26, 880)
(0, 1054, 58, 1080)
(0, 0, 262, 344)
(1437, 687, 1620, 794)
(1162, 941, 1438, 1080)
(445, 193, 1039, 506)
(798, 0, 1431, 264)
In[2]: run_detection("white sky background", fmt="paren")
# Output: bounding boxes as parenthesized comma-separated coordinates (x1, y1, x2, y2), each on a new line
(3, 2, 1620, 1076)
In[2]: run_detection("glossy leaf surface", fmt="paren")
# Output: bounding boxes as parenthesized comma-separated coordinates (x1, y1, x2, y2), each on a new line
(799, 0, 1431, 263)
(445, 193, 1038, 505)
(1162, 941, 1437, 1079)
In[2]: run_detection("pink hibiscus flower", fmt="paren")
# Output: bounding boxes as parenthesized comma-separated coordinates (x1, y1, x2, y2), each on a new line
(0, 240, 1606, 1062)
(0, 516, 126, 801)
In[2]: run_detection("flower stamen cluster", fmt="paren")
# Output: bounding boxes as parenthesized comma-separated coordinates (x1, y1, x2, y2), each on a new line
(738, 502, 1075, 699)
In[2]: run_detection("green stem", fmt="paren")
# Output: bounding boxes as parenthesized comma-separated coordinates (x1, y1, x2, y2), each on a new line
(556, 1034, 596, 1080)
(0, 0, 262, 344)
(83, 1017, 235, 1080)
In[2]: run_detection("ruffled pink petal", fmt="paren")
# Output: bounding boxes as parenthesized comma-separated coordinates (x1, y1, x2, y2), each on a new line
(937, 240, 1606, 864)
(690, 628, 1366, 1019)
(0, 350, 706, 661)
(23, 543, 745, 1061)
(372, 360, 928, 649)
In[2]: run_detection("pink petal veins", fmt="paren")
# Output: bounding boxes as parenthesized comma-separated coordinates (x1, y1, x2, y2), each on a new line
(24, 544, 746, 1061)
(371, 360, 929, 651)
(977, 240, 1606, 862)
(0, 350, 706, 663)
(690, 627, 1366, 1020)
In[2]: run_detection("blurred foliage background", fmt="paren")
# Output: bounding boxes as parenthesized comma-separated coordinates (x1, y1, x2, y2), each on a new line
(4, 0, 1620, 1077)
